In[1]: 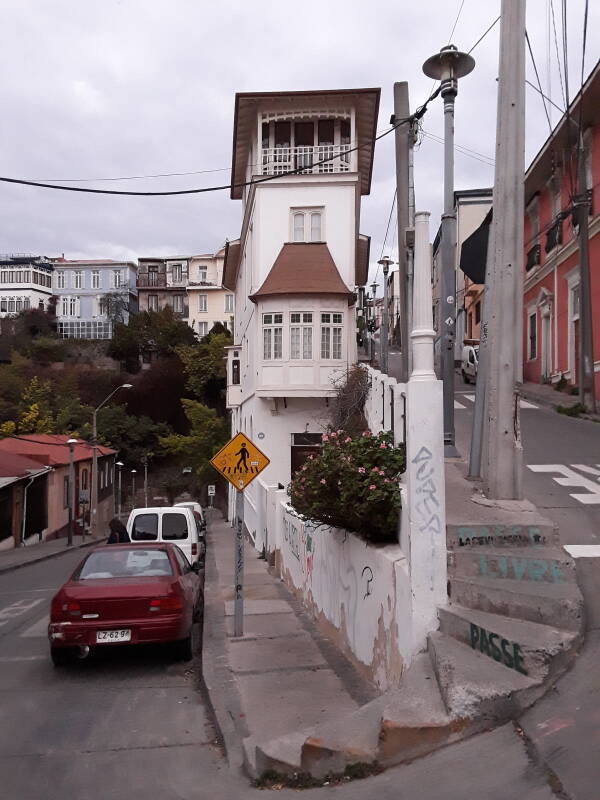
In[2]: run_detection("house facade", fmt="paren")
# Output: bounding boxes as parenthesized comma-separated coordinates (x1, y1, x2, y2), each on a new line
(52, 259, 138, 339)
(0, 452, 50, 549)
(187, 248, 234, 336)
(523, 61, 600, 394)
(223, 87, 378, 532)
(0, 255, 54, 317)
(0, 435, 116, 541)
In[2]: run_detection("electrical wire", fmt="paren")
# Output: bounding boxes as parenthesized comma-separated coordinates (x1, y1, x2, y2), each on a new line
(550, 0, 566, 108)
(526, 30, 553, 135)
(525, 80, 565, 115)
(379, 189, 397, 262)
(467, 15, 500, 55)
(561, 0, 575, 197)
(447, 0, 466, 44)
(421, 130, 495, 166)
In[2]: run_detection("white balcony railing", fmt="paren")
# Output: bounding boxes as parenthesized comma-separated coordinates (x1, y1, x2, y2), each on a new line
(261, 144, 352, 177)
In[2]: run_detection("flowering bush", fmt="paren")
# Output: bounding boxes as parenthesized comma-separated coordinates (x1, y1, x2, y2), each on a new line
(288, 430, 406, 544)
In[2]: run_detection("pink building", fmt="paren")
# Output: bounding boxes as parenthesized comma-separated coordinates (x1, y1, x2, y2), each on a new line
(523, 60, 600, 395)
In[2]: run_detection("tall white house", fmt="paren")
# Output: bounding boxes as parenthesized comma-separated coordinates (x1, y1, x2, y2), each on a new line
(223, 88, 378, 530)
(187, 247, 234, 337)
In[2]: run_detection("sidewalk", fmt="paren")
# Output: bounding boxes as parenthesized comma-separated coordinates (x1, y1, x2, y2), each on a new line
(0, 534, 103, 575)
(201, 509, 378, 778)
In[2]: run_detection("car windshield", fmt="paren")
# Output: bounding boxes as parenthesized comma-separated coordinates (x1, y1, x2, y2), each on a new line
(78, 549, 173, 579)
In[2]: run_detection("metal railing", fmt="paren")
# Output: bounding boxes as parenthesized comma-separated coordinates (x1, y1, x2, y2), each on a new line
(261, 144, 352, 176)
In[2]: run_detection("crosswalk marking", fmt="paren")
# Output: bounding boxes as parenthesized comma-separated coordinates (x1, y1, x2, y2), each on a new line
(454, 400, 466, 409)
(0, 597, 44, 621)
(454, 394, 538, 410)
(528, 464, 600, 505)
(564, 545, 600, 558)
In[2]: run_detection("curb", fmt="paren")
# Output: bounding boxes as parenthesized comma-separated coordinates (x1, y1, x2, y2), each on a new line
(520, 387, 600, 422)
(200, 514, 249, 774)
(0, 537, 104, 577)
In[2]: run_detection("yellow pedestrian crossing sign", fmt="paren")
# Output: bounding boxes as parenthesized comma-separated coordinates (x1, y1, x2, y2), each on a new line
(210, 432, 270, 491)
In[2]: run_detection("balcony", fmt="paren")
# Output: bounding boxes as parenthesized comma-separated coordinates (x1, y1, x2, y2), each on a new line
(261, 144, 353, 177)
(137, 274, 166, 288)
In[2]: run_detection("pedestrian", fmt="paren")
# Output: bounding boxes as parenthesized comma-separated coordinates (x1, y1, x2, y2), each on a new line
(107, 517, 130, 544)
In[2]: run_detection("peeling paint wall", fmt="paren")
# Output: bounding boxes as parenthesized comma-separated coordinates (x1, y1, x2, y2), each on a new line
(278, 503, 411, 691)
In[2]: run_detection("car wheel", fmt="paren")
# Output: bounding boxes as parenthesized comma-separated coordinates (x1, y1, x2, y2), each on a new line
(50, 647, 75, 667)
(173, 634, 193, 661)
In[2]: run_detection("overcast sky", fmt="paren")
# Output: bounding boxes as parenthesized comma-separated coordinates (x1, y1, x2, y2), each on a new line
(1, 0, 597, 285)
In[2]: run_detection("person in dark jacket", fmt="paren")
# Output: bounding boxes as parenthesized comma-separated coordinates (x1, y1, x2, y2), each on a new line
(107, 518, 130, 544)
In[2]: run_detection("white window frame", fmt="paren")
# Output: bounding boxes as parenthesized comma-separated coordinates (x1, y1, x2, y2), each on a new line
(56, 271, 65, 289)
(262, 312, 283, 360)
(197, 321, 208, 337)
(111, 269, 123, 289)
(198, 294, 208, 312)
(197, 266, 207, 282)
(225, 294, 234, 313)
(148, 294, 158, 312)
(290, 312, 313, 360)
(527, 308, 537, 361)
(73, 270, 83, 289)
(320, 312, 343, 360)
(91, 270, 100, 289)
(172, 294, 184, 313)
(290, 207, 325, 242)
(566, 270, 580, 379)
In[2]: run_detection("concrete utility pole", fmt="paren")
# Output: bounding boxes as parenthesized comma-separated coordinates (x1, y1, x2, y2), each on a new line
(392, 82, 411, 382)
(481, 0, 526, 499)
(370, 280, 378, 365)
(116, 461, 123, 517)
(379, 256, 393, 374)
(66, 438, 77, 547)
(423, 45, 475, 458)
(131, 469, 137, 509)
(576, 132, 596, 413)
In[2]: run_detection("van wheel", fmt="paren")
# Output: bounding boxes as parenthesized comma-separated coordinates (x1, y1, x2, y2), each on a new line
(462, 369, 470, 384)
(173, 634, 193, 662)
(51, 647, 75, 667)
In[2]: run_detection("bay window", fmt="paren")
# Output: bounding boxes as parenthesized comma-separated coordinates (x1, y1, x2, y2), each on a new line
(320, 312, 343, 359)
(290, 312, 313, 359)
(263, 313, 283, 360)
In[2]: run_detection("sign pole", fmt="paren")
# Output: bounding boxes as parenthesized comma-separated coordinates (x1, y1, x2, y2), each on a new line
(234, 488, 244, 637)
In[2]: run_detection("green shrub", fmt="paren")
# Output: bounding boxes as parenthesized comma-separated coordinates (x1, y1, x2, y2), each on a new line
(288, 430, 405, 544)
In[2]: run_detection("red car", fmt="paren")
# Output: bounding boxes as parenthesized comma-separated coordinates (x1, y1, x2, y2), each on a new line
(48, 543, 204, 666)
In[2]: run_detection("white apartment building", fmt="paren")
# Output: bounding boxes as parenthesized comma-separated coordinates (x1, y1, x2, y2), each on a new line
(0, 255, 54, 317)
(187, 247, 234, 337)
(223, 88, 377, 529)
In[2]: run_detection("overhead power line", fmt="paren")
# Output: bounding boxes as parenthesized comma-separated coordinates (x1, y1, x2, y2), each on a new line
(467, 15, 500, 55)
(550, 0, 567, 108)
(526, 30, 553, 135)
(448, 0, 466, 44)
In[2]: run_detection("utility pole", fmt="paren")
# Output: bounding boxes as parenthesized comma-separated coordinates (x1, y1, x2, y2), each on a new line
(370, 280, 378, 365)
(66, 438, 77, 546)
(116, 461, 123, 517)
(142, 455, 149, 507)
(131, 469, 137, 509)
(392, 82, 410, 382)
(576, 132, 596, 413)
(379, 256, 392, 374)
(481, 0, 526, 499)
(423, 45, 475, 458)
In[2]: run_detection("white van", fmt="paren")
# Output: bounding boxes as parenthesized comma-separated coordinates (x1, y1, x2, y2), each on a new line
(126, 506, 205, 565)
(461, 343, 479, 384)
(174, 501, 206, 531)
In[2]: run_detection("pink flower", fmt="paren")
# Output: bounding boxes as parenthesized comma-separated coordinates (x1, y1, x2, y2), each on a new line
(369, 484, 377, 490)
(344, 437, 352, 443)
(372, 466, 379, 472)
(358, 467, 365, 474)
(322, 434, 329, 442)
(379, 470, 385, 476)
(384, 479, 390, 483)
(330, 432, 337, 438)
(362, 431, 371, 437)
(380, 443, 386, 449)
(320, 479, 326, 484)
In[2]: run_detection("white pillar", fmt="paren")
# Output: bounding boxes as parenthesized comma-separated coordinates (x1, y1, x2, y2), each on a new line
(405, 211, 447, 651)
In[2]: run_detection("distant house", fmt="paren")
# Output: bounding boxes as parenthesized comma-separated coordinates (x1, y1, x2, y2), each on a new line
(136, 256, 189, 320)
(187, 247, 234, 337)
(52, 258, 138, 340)
(0, 255, 54, 317)
(0, 435, 116, 542)
(0, 451, 51, 549)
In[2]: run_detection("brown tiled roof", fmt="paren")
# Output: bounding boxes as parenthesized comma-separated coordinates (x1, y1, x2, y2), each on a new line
(249, 243, 354, 302)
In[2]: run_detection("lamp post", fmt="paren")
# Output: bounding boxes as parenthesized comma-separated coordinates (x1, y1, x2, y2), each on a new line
(423, 44, 475, 457)
(378, 256, 393, 374)
(91, 383, 132, 537)
(66, 438, 78, 547)
(116, 461, 124, 518)
(142, 455, 149, 507)
(370, 280, 378, 365)
(131, 469, 137, 509)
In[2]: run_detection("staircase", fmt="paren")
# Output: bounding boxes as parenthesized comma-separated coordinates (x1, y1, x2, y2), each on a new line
(244, 521, 583, 779)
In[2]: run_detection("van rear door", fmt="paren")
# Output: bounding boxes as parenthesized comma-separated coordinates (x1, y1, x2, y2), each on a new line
(161, 510, 193, 564)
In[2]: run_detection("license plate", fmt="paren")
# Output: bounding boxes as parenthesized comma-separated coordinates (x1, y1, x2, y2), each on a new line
(96, 629, 131, 644)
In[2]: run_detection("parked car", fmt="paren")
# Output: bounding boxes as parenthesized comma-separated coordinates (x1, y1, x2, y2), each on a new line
(126, 506, 205, 565)
(48, 543, 203, 666)
(461, 343, 479, 384)
(174, 501, 206, 531)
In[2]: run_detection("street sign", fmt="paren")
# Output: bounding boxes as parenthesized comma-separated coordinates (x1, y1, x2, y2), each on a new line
(207, 485, 216, 496)
(210, 432, 270, 491)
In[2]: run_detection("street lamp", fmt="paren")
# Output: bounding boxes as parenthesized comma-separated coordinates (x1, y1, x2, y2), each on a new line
(116, 461, 124, 518)
(378, 256, 394, 375)
(91, 383, 132, 537)
(131, 469, 137, 509)
(66, 438, 78, 547)
(423, 44, 475, 457)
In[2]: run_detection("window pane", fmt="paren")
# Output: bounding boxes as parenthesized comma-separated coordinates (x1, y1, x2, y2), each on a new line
(274, 121, 291, 146)
(293, 213, 304, 242)
(332, 327, 342, 359)
(295, 121, 314, 146)
(263, 328, 272, 359)
(290, 327, 300, 359)
(79, 549, 173, 579)
(303, 313, 312, 323)
(131, 514, 159, 541)
(274, 314, 283, 324)
(291, 313, 300, 323)
(321, 313, 330, 323)
(263, 314, 272, 325)
(310, 213, 321, 242)
(162, 512, 189, 540)
(318, 120, 335, 145)
(303, 326, 312, 359)
(321, 327, 331, 358)
(273, 328, 283, 359)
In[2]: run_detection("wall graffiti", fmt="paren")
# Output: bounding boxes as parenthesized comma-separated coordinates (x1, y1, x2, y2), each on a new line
(361, 566, 374, 599)
(411, 445, 442, 535)
(470, 622, 527, 675)
(476, 554, 566, 583)
(283, 515, 300, 561)
(454, 525, 547, 547)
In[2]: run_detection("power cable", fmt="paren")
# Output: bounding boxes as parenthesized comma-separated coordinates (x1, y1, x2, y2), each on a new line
(561, 0, 576, 197)
(550, 0, 566, 107)
(525, 80, 564, 115)
(467, 15, 500, 55)
(526, 30, 553, 135)
(448, 0, 466, 44)
(379, 190, 397, 261)
(422, 130, 495, 165)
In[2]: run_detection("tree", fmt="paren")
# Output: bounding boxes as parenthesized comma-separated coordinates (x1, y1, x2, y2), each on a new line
(108, 307, 197, 368)
(159, 400, 229, 482)
(177, 330, 231, 413)
(18, 376, 55, 433)
(125, 357, 189, 432)
(95, 404, 172, 466)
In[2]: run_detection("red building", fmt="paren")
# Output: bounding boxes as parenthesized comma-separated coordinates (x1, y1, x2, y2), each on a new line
(523, 60, 600, 395)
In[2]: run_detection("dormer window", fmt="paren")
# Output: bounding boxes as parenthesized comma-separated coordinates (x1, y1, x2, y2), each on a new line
(291, 208, 324, 242)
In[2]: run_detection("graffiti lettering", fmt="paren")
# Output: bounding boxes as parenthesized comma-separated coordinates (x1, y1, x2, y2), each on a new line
(361, 566, 374, 599)
(411, 445, 442, 535)
(470, 623, 527, 675)
(476, 554, 566, 583)
(454, 525, 547, 547)
(283, 516, 300, 561)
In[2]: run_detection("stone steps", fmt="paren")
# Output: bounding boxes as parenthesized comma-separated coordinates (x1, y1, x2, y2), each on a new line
(448, 546, 577, 585)
(448, 575, 584, 631)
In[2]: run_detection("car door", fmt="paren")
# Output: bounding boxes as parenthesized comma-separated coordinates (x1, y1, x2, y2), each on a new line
(172, 547, 200, 618)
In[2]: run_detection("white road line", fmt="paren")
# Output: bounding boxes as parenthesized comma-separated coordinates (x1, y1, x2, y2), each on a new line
(454, 400, 466, 409)
(528, 464, 600, 505)
(564, 545, 600, 558)
(464, 394, 475, 402)
(571, 464, 600, 479)
(20, 615, 49, 638)
(0, 655, 46, 662)
(520, 399, 538, 409)
(0, 598, 44, 622)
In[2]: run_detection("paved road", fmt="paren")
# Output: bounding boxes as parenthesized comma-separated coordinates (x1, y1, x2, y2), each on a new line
(453, 375, 600, 545)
